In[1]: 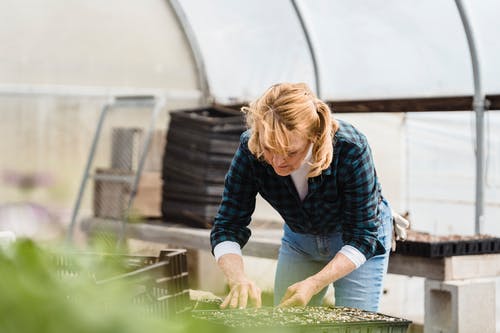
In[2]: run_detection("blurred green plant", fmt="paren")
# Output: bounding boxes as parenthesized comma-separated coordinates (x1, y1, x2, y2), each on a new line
(0, 239, 185, 333)
(0, 240, 299, 333)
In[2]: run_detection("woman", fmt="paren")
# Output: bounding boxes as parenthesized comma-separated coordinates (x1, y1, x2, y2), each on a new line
(210, 82, 393, 312)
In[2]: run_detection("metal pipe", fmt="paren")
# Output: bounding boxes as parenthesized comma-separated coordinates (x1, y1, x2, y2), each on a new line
(66, 100, 112, 243)
(455, 0, 486, 234)
(290, 0, 321, 98)
(167, 0, 211, 104)
(0, 83, 201, 100)
(116, 97, 167, 247)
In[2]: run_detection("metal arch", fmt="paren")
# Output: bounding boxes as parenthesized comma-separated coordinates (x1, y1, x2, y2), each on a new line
(455, 0, 486, 234)
(291, 0, 321, 98)
(167, 0, 211, 105)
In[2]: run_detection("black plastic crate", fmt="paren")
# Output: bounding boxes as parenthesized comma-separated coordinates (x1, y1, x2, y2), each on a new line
(163, 147, 230, 174)
(167, 120, 243, 141)
(189, 306, 411, 333)
(162, 160, 227, 184)
(169, 107, 245, 134)
(161, 180, 223, 228)
(163, 178, 225, 197)
(162, 199, 219, 228)
(162, 164, 226, 187)
(161, 106, 246, 229)
(55, 249, 190, 319)
(165, 143, 234, 167)
(166, 127, 240, 155)
(163, 190, 222, 205)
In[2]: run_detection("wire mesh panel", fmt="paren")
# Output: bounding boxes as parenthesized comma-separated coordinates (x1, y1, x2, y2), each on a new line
(67, 96, 168, 242)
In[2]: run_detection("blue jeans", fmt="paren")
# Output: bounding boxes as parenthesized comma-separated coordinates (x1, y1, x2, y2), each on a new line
(274, 198, 393, 312)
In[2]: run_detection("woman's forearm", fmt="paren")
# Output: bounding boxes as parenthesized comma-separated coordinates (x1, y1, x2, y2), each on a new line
(308, 252, 357, 293)
(217, 253, 247, 286)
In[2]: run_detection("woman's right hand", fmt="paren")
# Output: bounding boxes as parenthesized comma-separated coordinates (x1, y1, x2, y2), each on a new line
(220, 277, 262, 309)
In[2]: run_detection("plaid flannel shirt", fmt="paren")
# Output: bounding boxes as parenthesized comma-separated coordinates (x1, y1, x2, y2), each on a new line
(210, 119, 386, 260)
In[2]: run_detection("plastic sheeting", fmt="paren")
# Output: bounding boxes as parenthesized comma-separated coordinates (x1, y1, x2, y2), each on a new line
(406, 111, 500, 235)
(178, 0, 500, 103)
(179, 0, 315, 103)
(0, 0, 199, 90)
(2, 0, 499, 102)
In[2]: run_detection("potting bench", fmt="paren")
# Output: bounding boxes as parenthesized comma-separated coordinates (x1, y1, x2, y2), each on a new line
(81, 218, 499, 333)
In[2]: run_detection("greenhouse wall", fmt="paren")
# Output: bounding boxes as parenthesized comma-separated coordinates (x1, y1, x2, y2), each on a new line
(1, 0, 499, 329)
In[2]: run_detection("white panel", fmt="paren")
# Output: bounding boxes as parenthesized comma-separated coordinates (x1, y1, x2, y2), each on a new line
(406, 112, 500, 235)
(303, 0, 476, 99)
(0, 0, 198, 90)
(462, 0, 500, 95)
(179, 0, 315, 103)
(2, 0, 498, 100)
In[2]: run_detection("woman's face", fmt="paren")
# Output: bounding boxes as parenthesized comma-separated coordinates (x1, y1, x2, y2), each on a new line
(260, 134, 311, 176)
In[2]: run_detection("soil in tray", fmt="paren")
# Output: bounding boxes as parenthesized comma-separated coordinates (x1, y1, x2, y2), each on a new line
(405, 230, 496, 243)
(396, 230, 500, 257)
(190, 306, 411, 331)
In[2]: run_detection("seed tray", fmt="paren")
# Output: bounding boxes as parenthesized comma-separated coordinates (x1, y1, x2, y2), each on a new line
(190, 306, 411, 333)
(161, 164, 226, 187)
(162, 162, 227, 184)
(162, 198, 219, 217)
(163, 146, 231, 172)
(192, 298, 223, 310)
(169, 107, 245, 134)
(167, 120, 243, 141)
(161, 199, 219, 228)
(394, 231, 500, 258)
(165, 143, 234, 167)
(163, 190, 222, 205)
(161, 106, 244, 229)
(166, 127, 240, 155)
(55, 249, 190, 318)
(163, 178, 225, 197)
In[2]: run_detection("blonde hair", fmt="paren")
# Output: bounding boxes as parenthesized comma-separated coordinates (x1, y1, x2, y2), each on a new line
(242, 82, 339, 178)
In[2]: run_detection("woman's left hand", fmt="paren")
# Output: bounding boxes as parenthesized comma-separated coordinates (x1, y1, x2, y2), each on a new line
(278, 277, 323, 307)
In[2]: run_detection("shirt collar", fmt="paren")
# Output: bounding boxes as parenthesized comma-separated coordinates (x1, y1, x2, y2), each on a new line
(290, 144, 313, 179)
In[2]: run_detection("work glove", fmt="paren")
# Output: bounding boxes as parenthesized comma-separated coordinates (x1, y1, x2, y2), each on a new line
(391, 211, 410, 251)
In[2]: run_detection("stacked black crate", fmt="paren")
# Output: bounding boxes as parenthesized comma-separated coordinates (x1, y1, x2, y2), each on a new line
(161, 106, 246, 228)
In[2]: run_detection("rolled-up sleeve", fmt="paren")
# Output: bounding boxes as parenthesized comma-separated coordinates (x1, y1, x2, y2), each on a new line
(341, 142, 385, 260)
(210, 135, 258, 254)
